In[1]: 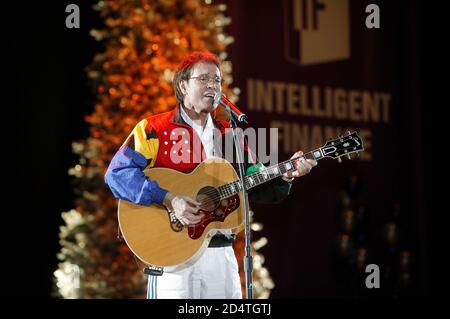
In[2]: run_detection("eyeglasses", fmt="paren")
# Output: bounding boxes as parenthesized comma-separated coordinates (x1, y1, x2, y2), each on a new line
(189, 74, 223, 86)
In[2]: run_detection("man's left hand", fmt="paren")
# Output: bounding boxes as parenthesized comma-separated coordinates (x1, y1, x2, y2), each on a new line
(282, 150, 318, 180)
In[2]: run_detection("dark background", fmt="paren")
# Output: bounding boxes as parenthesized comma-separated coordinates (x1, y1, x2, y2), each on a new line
(2, 0, 432, 298)
(4, 2, 102, 297)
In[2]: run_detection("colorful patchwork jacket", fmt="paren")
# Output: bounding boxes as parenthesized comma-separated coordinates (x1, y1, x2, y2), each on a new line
(104, 106, 292, 206)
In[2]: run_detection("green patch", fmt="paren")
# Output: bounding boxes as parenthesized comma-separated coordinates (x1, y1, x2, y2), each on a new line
(246, 162, 265, 176)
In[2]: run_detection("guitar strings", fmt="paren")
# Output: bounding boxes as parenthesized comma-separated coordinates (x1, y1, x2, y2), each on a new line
(192, 153, 323, 208)
(181, 137, 353, 203)
(194, 156, 307, 207)
(186, 137, 359, 208)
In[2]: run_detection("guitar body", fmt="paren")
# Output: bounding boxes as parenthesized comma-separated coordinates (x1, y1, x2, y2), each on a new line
(118, 157, 243, 268)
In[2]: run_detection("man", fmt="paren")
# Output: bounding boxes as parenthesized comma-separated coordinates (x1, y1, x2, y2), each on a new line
(104, 51, 317, 299)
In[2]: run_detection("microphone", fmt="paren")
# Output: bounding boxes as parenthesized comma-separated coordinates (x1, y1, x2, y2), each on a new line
(213, 92, 248, 123)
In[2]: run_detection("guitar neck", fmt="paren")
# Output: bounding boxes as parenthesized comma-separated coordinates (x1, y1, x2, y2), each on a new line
(217, 148, 324, 199)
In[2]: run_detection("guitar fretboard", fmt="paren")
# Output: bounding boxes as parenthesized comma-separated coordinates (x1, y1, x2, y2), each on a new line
(217, 148, 324, 199)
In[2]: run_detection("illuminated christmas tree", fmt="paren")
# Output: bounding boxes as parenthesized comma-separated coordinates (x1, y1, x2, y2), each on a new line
(54, 0, 271, 298)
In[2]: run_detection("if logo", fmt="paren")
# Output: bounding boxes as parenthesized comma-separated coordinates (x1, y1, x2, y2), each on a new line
(284, 0, 350, 66)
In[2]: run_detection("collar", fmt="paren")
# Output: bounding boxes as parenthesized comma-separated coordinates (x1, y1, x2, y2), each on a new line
(179, 105, 214, 132)
(169, 105, 189, 126)
(169, 105, 227, 132)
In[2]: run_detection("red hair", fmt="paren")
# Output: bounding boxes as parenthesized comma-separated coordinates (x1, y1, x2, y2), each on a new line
(175, 51, 220, 72)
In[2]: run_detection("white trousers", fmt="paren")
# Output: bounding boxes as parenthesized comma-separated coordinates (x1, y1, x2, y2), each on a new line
(147, 246, 242, 299)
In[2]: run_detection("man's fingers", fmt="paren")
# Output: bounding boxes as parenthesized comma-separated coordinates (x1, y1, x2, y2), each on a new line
(178, 217, 187, 226)
(184, 206, 201, 215)
(284, 152, 318, 179)
(292, 150, 303, 159)
(307, 159, 318, 167)
(298, 162, 311, 175)
(185, 197, 201, 208)
(184, 212, 204, 224)
(303, 161, 313, 170)
(177, 211, 204, 226)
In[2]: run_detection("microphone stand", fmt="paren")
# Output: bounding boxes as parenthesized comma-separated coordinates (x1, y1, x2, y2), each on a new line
(225, 107, 253, 299)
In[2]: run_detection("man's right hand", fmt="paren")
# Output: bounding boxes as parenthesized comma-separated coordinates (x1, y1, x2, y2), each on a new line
(163, 192, 204, 226)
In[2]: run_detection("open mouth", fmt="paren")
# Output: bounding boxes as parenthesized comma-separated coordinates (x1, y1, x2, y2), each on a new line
(204, 93, 215, 98)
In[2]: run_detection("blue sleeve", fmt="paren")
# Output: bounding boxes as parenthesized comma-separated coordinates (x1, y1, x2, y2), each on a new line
(104, 145, 168, 205)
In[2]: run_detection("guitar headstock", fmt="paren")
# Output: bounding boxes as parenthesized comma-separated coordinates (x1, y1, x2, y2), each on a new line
(321, 131, 364, 162)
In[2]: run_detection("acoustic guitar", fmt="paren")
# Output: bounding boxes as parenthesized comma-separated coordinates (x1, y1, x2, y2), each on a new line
(118, 131, 363, 268)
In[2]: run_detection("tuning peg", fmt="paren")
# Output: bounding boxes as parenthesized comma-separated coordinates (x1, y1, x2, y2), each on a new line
(347, 154, 352, 160)
(337, 157, 342, 163)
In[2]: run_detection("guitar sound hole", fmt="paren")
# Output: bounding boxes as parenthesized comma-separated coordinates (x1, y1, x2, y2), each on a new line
(196, 186, 220, 211)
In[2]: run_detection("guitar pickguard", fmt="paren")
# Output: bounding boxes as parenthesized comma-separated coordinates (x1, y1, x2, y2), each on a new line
(186, 195, 240, 240)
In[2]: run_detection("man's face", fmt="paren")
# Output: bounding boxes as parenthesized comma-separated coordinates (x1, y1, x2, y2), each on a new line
(180, 62, 222, 114)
